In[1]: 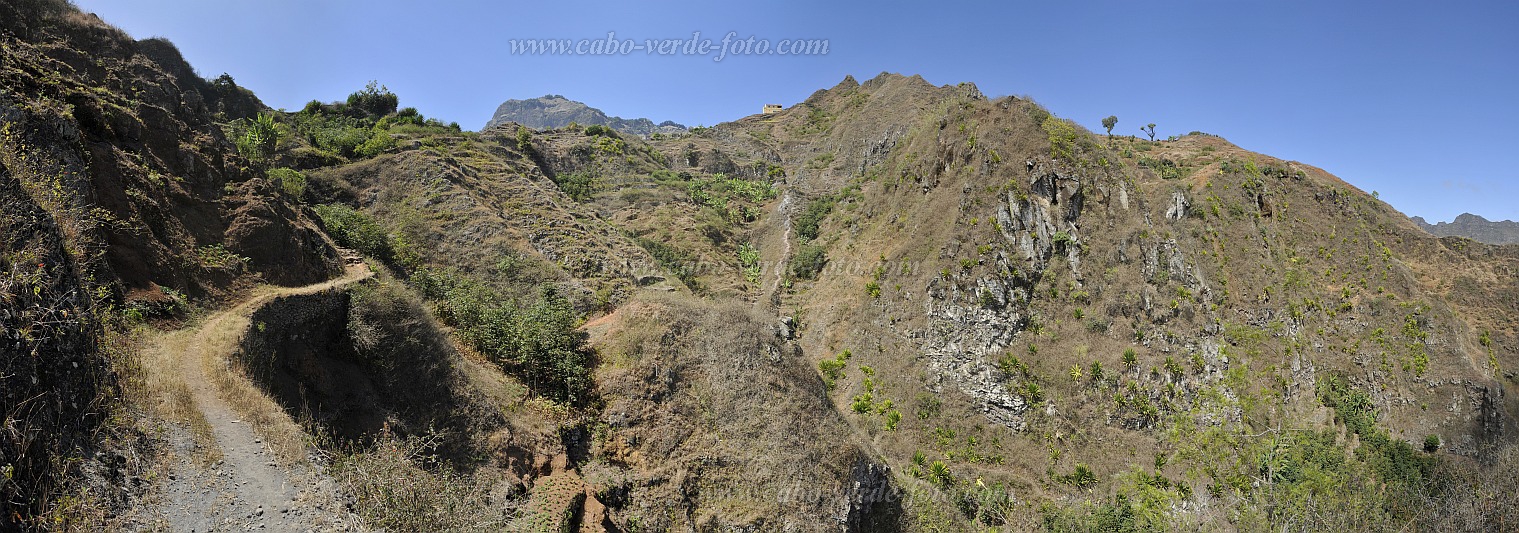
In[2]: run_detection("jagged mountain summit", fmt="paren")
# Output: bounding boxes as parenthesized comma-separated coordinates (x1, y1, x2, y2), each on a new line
(1413, 213, 1519, 245)
(483, 94, 686, 136)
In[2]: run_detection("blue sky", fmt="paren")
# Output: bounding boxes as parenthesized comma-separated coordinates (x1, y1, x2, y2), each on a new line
(72, 0, 1518, 223)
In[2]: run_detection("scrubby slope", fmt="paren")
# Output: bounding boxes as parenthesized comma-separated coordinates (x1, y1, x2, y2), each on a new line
(308, 71, 1519, 530)
(635, 72, 1519, 529)
(1, 1, 340, 529)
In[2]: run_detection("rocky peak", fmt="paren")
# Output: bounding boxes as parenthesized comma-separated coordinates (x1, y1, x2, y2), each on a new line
(483, 94, 686, 136)
(1413, 212, 1519, 245)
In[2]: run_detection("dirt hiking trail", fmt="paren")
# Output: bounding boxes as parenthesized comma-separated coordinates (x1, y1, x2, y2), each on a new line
(130, 259, 372, 531)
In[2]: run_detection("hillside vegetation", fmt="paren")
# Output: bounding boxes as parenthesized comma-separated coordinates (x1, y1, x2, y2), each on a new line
(2, 2, 1516, 531)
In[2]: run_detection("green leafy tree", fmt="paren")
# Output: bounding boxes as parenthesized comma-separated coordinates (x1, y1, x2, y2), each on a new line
(347, 81, 398, 116)
(1102, 115, 1118, 138)
(515, 126, 533, 152)
(1141, 123, 1157, 142)
(514, 287, 594, 405)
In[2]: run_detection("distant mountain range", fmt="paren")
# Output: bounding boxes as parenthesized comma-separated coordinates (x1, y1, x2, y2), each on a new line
(1411, 213, 1519, 245)
(483, 94, 686, 136)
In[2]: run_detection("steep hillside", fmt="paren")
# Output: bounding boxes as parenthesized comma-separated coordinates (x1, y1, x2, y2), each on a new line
(1, 1, 341, 529)
(484, 94, 686, 136)
(633, 73, 1519, 529)
(1414, 213, 1519, 245)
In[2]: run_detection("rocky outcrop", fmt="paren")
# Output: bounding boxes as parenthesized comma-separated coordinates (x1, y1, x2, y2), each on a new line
(0, 4, 341, 302)
(917, 163, 1090, 430)
(484, 95, 686, 136)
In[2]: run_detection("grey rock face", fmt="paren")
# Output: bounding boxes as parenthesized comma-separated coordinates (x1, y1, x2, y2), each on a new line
(916, 162, 1093, 431)
(1165, 190, 1189, 221)
(1412, 213, 1519, 245)
(483, 94, 687, 136)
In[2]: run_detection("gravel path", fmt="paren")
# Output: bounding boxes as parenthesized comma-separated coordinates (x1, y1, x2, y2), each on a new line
(131, 262, 372, 532)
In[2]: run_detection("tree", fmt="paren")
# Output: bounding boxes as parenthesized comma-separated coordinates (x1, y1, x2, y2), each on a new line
(1141, 123, 1157, 142)
(211, 73, 238, 94)
(1102, 115, 1118, 139)
(515, 126, 533, 152)
(347, 81, 398, 117)
(515, 286, 593, 405)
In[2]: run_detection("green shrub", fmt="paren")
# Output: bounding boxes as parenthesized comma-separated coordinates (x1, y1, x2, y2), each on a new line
(685, 174, 776, 224)
(633, 237, 696, 289)
(818, 350, 850, 390)
(1060, 463, 1098, 488)
(312, 125, 371, 157)
(512, 287, 594, 405)
(928, 461, 953, 487)
(789, 244, 828, 280)
(551, 171, 598, 202)
(1318, 374, 1377, 436)
(1052, 230, 1073, 250)
(267, 167, 307, 199)
(315, 204, 392, 260)
(1043, 118, 1078, 161)
(515, 126, 533, 152)
(415, 270, 594, 405)
(355, 129, 397, 158)
(1020, 382, 1044, 403)
(851, 393, 874, 414)
(737, 243, 761, 283)
(583, 124, 615, 137)
(1163, 356, 1183, 378)
(237, 111, 281, 163)
(795, 196, 835, 242)
(1423, 434, 1440, 453)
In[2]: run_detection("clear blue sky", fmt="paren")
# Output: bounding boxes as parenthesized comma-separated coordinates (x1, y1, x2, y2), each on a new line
(73, 0, 1518, 223)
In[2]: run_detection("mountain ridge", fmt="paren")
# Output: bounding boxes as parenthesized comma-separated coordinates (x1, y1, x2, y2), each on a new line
(483, 94, 687, 136)
(1413, 212, 1519, 245)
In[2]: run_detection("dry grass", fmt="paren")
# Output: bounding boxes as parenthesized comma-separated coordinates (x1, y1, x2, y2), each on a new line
(330, 432, 514, 532)
(135, 324, 221, 464)
(195, 307, 310, 464)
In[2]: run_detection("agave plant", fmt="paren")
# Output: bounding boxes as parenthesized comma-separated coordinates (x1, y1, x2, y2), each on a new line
(237, 112, 280, 164)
